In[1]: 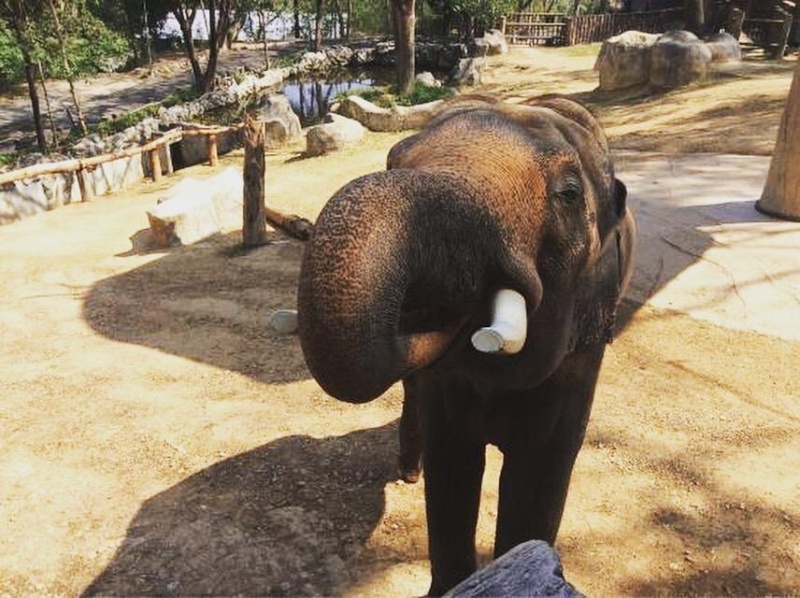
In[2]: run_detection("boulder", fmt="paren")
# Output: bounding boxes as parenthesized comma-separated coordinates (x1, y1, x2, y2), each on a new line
(451, 57, 486, 86)
(595, 30, 660, 91)
(445, 540, 581, 597)
(335, 95, 444, 132)
(471, 29, 509, 56)
(650, 30, 712, 89)
(174, 124, 240, 168)
(255, 93, 302, 148)
(416, 71, 441, 88)
(147, 167, 243, 247)
(705, 32, 741, 62)
(305, 114, 366, 156)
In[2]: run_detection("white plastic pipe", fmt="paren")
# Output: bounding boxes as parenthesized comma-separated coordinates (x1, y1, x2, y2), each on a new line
(269, 308, 298, 334)
(471, 289, 528, 354)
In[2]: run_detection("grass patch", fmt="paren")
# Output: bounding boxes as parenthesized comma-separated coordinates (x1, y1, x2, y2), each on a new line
(95, 103, 162, 136)
(339, 80, 455, 108)
(0, 151, 19, 168)
(162, 86, 201, 108)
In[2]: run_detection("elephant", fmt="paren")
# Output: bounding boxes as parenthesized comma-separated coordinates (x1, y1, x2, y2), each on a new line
(296, 94, 636, 595)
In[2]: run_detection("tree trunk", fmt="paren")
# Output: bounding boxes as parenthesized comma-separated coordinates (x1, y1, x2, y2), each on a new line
(393, 0, 416, 96)
(37, 61, 58, 152)
(47, 0, 87, 135)
(294, 0, 301, 38)
(314, 0, 327, 51)
(685, 0, 705, 35)
(172, 4, 204, 90)
(242, 117, 269, 247)
(24, 55, 48, 153)
(259, 10, 271, 70)
(757, 62, 800, 221)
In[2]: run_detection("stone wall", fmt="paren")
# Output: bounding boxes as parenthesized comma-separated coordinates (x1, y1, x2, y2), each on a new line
(0, 38, 494, 225)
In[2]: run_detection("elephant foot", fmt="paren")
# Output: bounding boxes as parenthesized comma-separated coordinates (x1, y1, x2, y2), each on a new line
(398, 456, 422, 483)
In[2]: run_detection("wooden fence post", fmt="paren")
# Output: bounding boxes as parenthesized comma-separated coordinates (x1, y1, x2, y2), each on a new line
(149, 149, 162, 182)
(208, 134, 219, 167)
(242, 116, 269, 247)
(77, 168, 93, 201)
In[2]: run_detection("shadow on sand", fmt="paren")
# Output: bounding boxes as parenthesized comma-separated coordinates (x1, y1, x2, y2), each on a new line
(84, 422, 400, 596)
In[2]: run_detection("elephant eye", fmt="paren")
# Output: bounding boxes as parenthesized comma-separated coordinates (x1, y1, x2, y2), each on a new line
(559, 186, 581, 202)
(554, 175, 583, 203)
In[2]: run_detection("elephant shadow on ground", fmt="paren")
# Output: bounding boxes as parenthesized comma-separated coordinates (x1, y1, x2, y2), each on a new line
(83, 231, 310, 385)
(84, 422, 400, 596)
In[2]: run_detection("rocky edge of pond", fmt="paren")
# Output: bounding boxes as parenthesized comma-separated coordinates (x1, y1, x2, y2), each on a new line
(0, 32, 507, 225)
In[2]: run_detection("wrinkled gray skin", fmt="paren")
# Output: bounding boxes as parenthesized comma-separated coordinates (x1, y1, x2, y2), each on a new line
(297, 95, 636, 596)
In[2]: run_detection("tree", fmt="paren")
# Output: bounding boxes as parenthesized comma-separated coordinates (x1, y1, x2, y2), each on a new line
(757, 62, 800, 221)
(169, 0, 237, 93)
(393, 0, 415, 95)
(0, 0, 48, 152)
(46, 0, 88, 135)
(314, 0, 326, 50)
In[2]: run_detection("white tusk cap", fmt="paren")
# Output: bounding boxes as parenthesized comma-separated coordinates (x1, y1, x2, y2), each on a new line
(471, 289, 528, 354)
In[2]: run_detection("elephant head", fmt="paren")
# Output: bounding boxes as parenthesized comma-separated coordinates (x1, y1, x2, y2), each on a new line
(297, 94, 635, 404)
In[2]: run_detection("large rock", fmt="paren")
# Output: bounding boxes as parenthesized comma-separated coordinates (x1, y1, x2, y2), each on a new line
(444, 540, 581, 597)
(471, 29, 509, 56)
(451, 57, 486, 86)
(147, 167, 243, 247)
(650, 30, 712, 89)
(306, 114, 366, 156)
(595, 30, 660, 91)
(255, 93, 302, 148)
(174, 125, 240, 168)
(335, 95, 444, 132)
(416, 71, 441, 88)
(705, 32, 741, 62)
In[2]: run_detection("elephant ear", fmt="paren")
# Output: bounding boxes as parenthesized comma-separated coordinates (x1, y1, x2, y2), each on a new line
(614, 178, 627, 218)
(578, 203, 636, 347)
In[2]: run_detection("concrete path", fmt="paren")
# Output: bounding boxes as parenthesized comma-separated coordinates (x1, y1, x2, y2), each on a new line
(616, 151, 800, 341)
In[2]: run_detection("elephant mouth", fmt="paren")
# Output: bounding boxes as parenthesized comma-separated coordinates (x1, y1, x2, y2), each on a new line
(398, 288, 530, 371)
(398, 303, 464, 335)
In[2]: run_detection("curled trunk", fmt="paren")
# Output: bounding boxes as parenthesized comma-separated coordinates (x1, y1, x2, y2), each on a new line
(297, 170, 537, 403)
(297, 172, 465, 402)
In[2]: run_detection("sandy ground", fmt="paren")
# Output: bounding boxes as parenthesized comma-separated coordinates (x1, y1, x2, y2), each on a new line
(1, 46, 799, 596)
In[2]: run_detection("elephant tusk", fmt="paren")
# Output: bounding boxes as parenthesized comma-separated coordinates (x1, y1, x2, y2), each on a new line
(471, 289, 528, 354)
(269, 308, 299, 334)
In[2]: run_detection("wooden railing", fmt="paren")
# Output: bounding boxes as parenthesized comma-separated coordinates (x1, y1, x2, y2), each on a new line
(502, 13, 568, 46)
(565, 8, 684, 45)
(502, 8, 684, 46)
(0, 123, 242, 202)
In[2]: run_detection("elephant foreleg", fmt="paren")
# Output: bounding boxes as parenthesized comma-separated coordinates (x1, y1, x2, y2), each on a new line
(398, 377, 423, 483)
(421, 383, 486, 596)
(494, 345, 606, 556)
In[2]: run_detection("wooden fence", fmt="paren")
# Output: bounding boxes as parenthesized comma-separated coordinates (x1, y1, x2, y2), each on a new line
(503, 8, 684, 46)
(742, 14, 794, 58)
(0, 124, 242, 203)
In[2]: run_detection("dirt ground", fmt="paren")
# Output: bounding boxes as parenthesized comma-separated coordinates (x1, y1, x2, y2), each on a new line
(1, 46, 799, 596)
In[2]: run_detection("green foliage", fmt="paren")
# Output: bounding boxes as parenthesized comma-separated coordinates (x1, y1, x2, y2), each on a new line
(0, 151, 20, 168)
(395, 80, 456, 105)
(350, 0, 392, 36)
(422, 0, 517, 39)
(38, 5, 131, 76)
(162, 86, 202, 107)
(0, 20, 24, 90)
(93, 103, 162, 136)
(339, 81, 456, 108)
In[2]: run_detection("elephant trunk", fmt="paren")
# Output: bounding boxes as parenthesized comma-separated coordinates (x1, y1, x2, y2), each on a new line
(296, 172, 469, 403)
